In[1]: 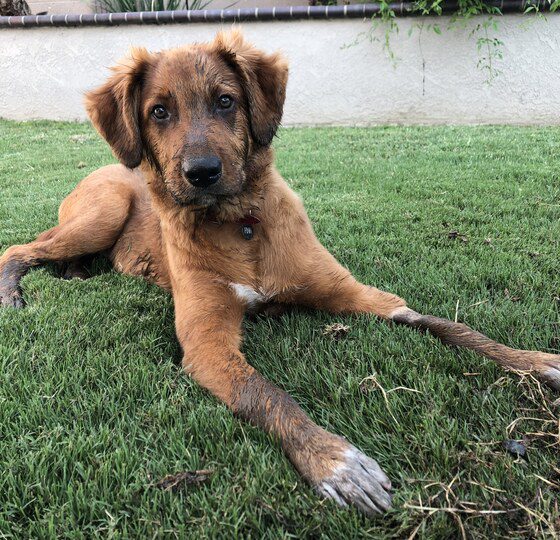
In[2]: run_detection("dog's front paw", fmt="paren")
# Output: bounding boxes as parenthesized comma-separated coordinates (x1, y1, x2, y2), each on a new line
(0, 283, 24, 309)
(291, 430, 392, 517)
(314, 444, 392, 516)
(0, 259, 26, 309)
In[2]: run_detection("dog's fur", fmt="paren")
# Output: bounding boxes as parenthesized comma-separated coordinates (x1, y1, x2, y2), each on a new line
(1, 30, 559, 516)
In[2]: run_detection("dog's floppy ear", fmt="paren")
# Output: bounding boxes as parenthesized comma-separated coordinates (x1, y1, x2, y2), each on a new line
(214, 30, 289, 147)
(85, 48, 153, 169)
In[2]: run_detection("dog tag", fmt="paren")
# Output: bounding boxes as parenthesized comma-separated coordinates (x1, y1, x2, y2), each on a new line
(241, 225, 254, 240)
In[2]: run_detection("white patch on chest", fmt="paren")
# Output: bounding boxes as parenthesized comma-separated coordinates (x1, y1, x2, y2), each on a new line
(230, 283, 268, 309)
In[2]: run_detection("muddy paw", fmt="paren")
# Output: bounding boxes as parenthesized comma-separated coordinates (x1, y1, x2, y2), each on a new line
(0, 259, 27, 309)
(315, 445, 392, 516)
(0, 286, 24, 309)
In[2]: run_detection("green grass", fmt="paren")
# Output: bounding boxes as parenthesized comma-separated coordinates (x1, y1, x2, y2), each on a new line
(0, 120, 559, 538)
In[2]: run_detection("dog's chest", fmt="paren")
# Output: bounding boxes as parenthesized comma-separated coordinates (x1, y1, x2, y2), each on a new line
(190, 218, 277, 309)
(229, 283, 269, 309)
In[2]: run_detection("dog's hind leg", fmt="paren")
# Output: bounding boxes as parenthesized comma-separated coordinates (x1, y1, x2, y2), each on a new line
(0, 183, 132, 308)
(390, 307, 560, 390)
(287, 247, 560, 390)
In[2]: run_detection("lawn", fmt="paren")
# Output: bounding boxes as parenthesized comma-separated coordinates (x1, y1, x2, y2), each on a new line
(0, 120, 559, 539)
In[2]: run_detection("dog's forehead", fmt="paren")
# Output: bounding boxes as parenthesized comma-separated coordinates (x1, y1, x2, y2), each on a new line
(147, 46, 238, 94)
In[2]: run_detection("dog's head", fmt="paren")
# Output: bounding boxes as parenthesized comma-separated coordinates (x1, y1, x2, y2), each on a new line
(85, 30, 288, 208)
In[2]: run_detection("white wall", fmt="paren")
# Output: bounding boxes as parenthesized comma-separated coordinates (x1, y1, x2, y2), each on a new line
(1, 15, 559, 125)
(25, 0, 309, 16)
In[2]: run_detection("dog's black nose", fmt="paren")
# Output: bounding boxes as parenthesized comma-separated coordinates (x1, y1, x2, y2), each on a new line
(183, 156, 222, 188)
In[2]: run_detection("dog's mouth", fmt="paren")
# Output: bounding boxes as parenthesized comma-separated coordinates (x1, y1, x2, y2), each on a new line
(171, 190, 219, 208)
(168, 184, 244, 209)
(167, 170, 246, 208)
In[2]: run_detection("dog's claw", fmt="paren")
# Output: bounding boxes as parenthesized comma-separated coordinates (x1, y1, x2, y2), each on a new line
(315, 445, 392, 516)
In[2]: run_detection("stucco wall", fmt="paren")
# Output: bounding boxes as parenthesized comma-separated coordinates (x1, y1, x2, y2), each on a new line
(27, 0, 93, 14)
(1, 15, 559, 125)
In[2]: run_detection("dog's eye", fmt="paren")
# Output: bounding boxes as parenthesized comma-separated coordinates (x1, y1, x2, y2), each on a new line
(218, 95, 233, 110)
(152, 105, 169, 120)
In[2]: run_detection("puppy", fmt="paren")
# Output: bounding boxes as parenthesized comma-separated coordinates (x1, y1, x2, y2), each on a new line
(1, 30, 558, 516)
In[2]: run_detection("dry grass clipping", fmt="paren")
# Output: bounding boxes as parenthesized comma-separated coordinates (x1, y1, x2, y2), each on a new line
(402, 371, 559, 539)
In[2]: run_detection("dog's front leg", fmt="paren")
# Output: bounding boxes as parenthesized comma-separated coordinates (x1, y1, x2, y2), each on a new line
(172, 270, 392, 516)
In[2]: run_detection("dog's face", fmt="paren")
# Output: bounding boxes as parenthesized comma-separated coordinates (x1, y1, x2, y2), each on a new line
(85, 31, 288, 208)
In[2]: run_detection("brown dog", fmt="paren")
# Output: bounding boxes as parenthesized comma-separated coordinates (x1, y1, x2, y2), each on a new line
(1, 30, 558, 517)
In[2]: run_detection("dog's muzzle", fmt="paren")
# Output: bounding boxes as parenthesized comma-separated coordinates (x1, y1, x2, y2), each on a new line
(182, 156, 222, 188)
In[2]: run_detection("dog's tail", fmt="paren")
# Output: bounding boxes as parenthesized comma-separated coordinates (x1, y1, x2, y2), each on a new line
(390, 307, 560, 390)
